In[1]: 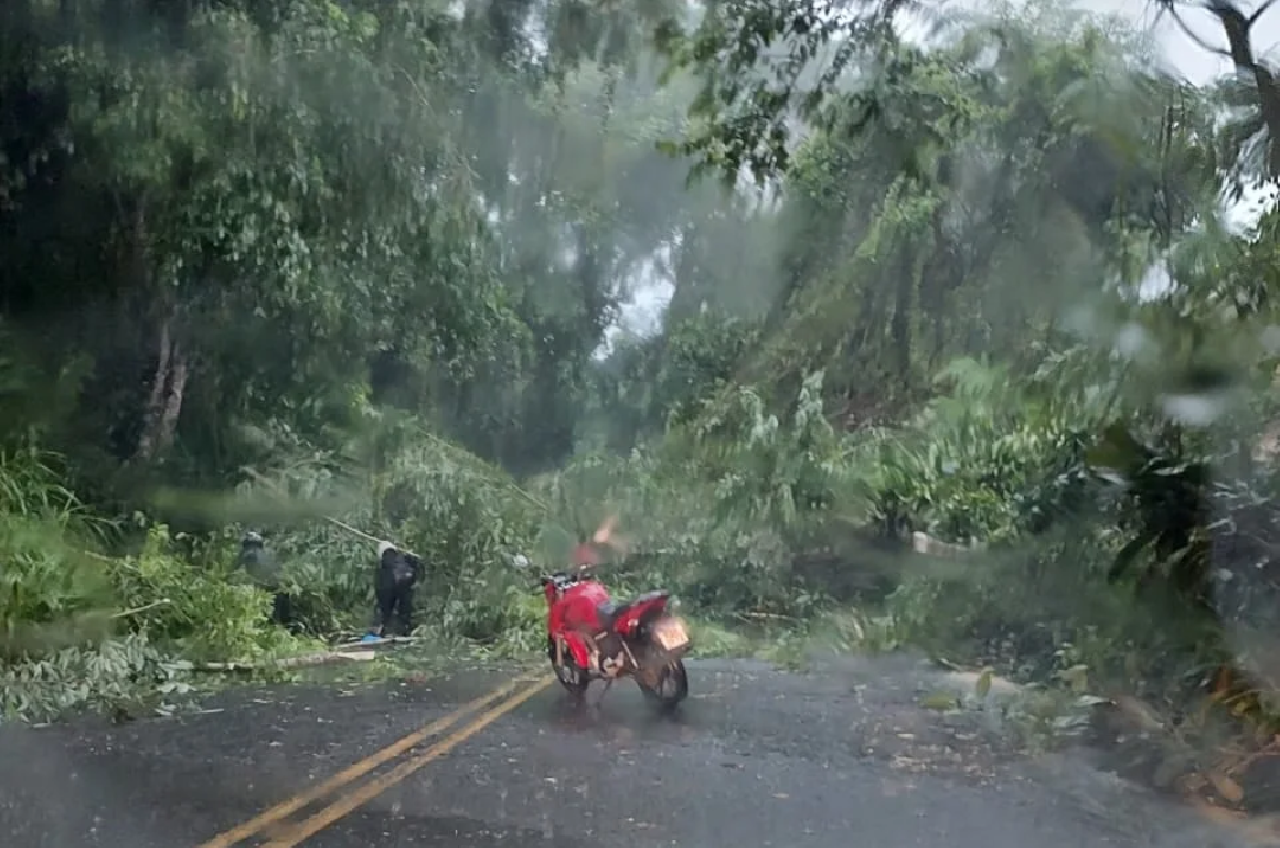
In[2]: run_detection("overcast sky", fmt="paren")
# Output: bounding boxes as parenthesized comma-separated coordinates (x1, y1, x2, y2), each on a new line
(605, 0, 1280, 346)
(1093, 0, 1279, 83)
(1100, 1, 1280, 220)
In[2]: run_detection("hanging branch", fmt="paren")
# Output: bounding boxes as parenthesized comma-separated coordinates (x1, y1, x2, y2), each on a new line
(239, 467, 420, 558)
(1156, 0, 1280, 177)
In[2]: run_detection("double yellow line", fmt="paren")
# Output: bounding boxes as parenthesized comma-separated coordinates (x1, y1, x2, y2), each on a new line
(199, 672, 553, 848)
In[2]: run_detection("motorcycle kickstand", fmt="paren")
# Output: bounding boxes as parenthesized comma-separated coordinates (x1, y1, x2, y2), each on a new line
(593, 678, 614, 708)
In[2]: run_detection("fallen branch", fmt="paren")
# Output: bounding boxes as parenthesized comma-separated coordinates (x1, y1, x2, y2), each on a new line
(408, 424, 549, 513)
(334, 635, 417, 649)
(111, 599, 171, 619)
(195, 649, 378, 673)
(324, 516, 421, 558)
(911, 531, 986, 557)
(240, 467, 421, 557)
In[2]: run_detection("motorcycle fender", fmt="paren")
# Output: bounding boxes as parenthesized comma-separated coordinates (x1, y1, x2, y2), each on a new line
(561, 632, 593, 669)
(619, 593, 670, 636)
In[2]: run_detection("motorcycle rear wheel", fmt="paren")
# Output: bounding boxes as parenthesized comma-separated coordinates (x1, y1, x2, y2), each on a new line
(638, 658, 688, 711)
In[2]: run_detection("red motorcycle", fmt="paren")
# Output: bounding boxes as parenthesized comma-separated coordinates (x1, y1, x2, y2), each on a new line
(532, 566, 691, 710)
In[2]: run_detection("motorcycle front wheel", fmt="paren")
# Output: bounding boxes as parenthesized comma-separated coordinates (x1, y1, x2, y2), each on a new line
(549, 640, 590, 699)
(638, 658, 688, 711)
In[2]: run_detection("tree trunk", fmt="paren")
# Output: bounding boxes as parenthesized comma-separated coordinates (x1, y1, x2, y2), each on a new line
(923, 204, 962, 368)
(133, 314, 188, 463)
(890, 244, 915, 384)
(1204, 1, 1280, 178)
(118, 193, 189, 465)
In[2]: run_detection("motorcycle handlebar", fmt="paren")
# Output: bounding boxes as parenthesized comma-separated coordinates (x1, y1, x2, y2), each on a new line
(538, 569, 595, 590)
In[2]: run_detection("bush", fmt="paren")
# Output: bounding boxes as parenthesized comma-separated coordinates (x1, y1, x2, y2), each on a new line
(850, 357, 1101, 545)
(528, 371, 848, 619)
(0, 449, 117, 661)
(0, 633, 190, 723)
(109, 525, 307, 663)
(231, 420, 547, 642)
(0, 514, 116, 661)
(0, 447, 321, 723)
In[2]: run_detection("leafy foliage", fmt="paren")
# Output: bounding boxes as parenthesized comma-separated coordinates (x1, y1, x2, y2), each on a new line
(5, 3, 1280, 801)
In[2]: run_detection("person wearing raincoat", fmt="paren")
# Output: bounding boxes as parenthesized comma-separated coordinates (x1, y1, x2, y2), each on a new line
(362, 540, 423, 642)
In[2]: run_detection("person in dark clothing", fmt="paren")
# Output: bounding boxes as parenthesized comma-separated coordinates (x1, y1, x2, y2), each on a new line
(239, 531, 293, 628)
(363, 540, 422, 641)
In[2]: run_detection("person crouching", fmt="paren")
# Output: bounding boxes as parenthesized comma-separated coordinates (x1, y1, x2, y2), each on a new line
(239, 531, 294, 630)
(362, 541, 422, 642)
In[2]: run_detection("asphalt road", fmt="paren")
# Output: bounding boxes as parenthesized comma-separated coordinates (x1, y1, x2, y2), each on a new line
(0, 656, 1257, 847)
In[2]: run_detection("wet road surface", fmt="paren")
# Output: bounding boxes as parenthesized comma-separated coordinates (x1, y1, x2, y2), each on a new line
(0, 657, 1255, 847)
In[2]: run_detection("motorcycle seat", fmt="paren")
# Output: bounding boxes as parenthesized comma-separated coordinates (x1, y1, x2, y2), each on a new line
(596, 590, 669, 628)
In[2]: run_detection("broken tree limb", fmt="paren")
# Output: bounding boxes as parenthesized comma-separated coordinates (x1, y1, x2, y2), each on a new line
(239, 467, 421, 558)
(111, 599, 171, 619)
(323, 516, 420, 558)
(334, 636, 417, 652)
(194, 649, 378, 673)
(734, 611, 794, 621)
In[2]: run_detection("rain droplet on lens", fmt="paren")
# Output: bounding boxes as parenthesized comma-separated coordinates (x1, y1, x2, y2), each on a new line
(1160, 392, 1225, 426)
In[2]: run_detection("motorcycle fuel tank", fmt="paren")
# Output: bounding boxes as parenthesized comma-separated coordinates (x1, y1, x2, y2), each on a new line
(549, 580, 611, 634)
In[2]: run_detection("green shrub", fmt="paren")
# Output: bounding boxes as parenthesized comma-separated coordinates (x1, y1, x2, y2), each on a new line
(109, 524, 306, 663)
(0, 449, 117, 660)
(0, 633, 190, 724)
(851, 356, 1103, 544)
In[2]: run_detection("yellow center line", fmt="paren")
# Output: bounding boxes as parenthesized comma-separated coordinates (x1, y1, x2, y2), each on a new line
(260, 677, 555, 848)
(197, 671, 544, 848)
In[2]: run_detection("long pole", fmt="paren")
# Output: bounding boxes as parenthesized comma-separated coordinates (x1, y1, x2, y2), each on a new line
(322, 516, 419, 558)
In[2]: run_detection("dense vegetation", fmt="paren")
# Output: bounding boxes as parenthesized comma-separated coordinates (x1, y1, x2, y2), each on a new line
(5, 0, 1280, 795)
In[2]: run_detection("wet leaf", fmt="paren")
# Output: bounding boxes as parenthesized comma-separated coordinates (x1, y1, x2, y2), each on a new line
(1208, 772, 1245, 804)
(920, 691, 961, 711)
(975, 667, 994, 699)
(1075, 695, 1110, 707)
(1056, 664, 1089, 693)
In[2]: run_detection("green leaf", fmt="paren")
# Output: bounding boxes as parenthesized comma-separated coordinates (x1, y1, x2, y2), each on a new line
(975, 667, 994, 699)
